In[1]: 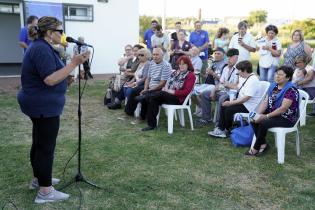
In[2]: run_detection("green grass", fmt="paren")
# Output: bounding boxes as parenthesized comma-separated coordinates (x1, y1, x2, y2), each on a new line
(0, 80, 314, 209)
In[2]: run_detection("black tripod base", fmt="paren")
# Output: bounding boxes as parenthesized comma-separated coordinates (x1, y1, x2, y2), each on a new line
(59, 172, 101, 191)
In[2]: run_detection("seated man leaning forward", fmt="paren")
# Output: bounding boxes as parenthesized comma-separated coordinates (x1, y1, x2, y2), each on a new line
(141, 55, 196, 131)
(134, 47, 172, 120)
(208, 60, 261, 138)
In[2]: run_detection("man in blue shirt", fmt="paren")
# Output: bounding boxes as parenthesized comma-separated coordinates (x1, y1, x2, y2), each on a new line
(19, 15, 38, 53)
(189, 21, 210, 80)
(143, 20, 158, 51)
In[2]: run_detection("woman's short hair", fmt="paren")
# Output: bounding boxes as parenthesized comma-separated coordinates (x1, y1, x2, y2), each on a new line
(236, 60, 252, 73)
(292, 29, 304, 41)
(216, 27, 229, 38)
(265, 24, 278, 35)
(137, 48, 151, 59)
(295, 55, 312, 65)
(28, 16, 62, 39)
(276, 66, 294, 81)
(177, 55, 194, 72)
(133, 44, 144, 50)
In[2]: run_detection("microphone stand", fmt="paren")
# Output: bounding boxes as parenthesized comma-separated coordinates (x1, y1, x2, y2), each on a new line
(59, 44, 100, 190)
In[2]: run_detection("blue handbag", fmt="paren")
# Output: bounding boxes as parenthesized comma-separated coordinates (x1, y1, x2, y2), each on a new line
(230, 116, 254, 147)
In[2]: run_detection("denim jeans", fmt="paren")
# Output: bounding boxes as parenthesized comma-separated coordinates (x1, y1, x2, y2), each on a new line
(259, 65, 277, 83)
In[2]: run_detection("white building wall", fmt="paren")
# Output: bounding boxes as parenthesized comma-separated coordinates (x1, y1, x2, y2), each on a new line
(26, 0, 139, 74)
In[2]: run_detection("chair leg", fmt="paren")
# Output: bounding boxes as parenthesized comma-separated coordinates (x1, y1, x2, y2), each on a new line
(167, 108, 175, 134)
(300, 110, 306, 126)
(275, 132, 286, 164)
(250, 135, 256, 149)
(187, 108, 194, 131)
(156, 106, 161, 127)
(179, 109, 185, 127)
(296, 129, 301, 156)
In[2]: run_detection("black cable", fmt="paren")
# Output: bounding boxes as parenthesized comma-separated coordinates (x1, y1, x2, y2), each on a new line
(62, 147, 79, 183)
(1, 200, 19, 210)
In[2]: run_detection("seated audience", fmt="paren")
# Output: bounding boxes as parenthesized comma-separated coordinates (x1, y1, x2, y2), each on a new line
(125, 47, 171, 118)
(245, 66, 299, 156)
(292, 55, 315, 116)
(117, 44, 134, 72)
(141, 55, 196, 131)
(208, 60, 260, 138)
(196, 48, 239, 126)
(190, 46, 203, 75)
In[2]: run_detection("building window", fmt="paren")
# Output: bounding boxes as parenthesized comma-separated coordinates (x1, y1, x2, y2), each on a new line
(0, 3, 19, 14)
(64, 4, 93, 21)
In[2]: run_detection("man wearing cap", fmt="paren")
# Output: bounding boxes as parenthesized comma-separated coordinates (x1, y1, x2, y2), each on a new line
(196, 48, 239, 126)
(194, 47, 227, 125)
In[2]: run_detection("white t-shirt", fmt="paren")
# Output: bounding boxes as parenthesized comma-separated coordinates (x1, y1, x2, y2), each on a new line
(220, 65, 238, 84)
(191, 56, 203, 73)
(229, 32, 256, 62)
(257, 37, 282, 68)
(151, 34, 170, 61)
(237, 74, 260, 111)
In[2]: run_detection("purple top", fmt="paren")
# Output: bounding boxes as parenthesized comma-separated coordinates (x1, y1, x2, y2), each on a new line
(268, 86, 299, 123)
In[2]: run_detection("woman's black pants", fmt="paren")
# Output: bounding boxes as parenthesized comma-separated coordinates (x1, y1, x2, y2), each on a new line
(30, 116, 60, 187)
(251, 116, 294, 150)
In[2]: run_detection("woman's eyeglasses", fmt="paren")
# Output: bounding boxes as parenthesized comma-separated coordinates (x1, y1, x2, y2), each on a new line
(53, 29, 64, 35)
(295, 61, 304, 65)
(138, 54, 145, 57)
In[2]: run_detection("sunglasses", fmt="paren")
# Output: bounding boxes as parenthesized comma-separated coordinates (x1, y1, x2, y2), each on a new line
(53, 29, 63, 35)
(138, 54, 145, 57)
(295, 61, 304, 65)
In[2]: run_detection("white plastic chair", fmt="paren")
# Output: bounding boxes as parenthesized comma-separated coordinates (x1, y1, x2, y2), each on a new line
(233, 81, 271, 121)
(299, 97, 314, 126)
(157, 91, 194, 134)
(250, 89, 309, 164)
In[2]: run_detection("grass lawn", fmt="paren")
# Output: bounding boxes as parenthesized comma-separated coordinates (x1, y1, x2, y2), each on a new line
(0, 80, 314, 210)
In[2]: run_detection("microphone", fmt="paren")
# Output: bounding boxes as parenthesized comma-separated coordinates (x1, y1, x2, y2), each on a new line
(66, 37, 93, 47)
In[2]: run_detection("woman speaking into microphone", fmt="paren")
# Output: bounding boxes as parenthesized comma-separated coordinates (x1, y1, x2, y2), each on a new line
(17, 16, 89, 204)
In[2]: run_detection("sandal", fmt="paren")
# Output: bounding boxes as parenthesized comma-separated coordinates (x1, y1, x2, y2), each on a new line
(245, 148, 259, 156)
(257, 144, 270, 156)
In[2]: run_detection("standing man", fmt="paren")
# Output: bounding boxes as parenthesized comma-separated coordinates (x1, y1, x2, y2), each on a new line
(144, 20, 158, 51)
(229, 21, 256, 62)
(151, 24, 170, 61)
(189, 21, 210, 80)
(19, 15, 38, 53)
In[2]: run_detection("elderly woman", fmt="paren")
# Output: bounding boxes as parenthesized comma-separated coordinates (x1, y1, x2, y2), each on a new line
(245, 66, 299, 156)
(141, 55, 196, 131)
(293, 55, 315, 116)
(256, 25, 282, 82)
(283, 29, 312, 69)
(170, 29, 191, 69)
(124, 48, 151, 100)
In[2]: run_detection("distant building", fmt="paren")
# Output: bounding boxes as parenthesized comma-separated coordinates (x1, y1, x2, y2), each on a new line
(0, 0, 139, 76)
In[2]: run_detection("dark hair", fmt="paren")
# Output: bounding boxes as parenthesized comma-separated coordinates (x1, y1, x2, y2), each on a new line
(175, 21, 181, 25)
(295, 55, 310, 65)
(236, 60, 252, 73)
(151, 20, 158, 24)
(133, 44, 144, 50)
(194, 20, 201, 25)
(238, 21, 247, 29)
(28, 16, 62, 39)
(26, 15, 38, 24)
(177, 55, 194, 72)
(226, 48, 239, 57)
(265, 24, 278, 35)
(276, 66, 294, 81)
(216, 27, 229, 38)
(155, 24, 162, 31)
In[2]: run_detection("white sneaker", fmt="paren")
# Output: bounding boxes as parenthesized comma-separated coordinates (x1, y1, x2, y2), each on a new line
(208, 127, 227, 138)
(35, 187, 69, 204)
(29, 178, 60, 190)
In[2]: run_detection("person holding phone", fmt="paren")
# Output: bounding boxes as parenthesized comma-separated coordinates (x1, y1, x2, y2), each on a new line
(17, 16, 90, 203)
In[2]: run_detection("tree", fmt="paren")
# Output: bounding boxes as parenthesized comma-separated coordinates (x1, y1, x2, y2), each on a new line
(139, 15, 161, 41)
(247, 10, 268, 27)
(282, 19, 315, 39)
